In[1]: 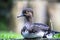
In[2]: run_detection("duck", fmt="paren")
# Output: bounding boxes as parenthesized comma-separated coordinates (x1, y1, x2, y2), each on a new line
(17, 8, 51, 38)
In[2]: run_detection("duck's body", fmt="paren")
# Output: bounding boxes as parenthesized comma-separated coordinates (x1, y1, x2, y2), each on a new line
(21, 23, 50, 38)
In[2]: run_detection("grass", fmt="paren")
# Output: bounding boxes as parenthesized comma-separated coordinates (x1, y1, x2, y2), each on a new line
(0, 31, 24, 39)
(53, 33, 60, 38)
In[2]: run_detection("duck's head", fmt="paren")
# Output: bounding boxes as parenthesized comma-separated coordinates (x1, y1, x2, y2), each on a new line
(17, 8, 33, 18)
(22, 8, 33, 17)
(17, 8, 33, 21)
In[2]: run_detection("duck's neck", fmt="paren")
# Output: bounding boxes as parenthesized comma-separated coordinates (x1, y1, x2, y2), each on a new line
(25, 16, 33, 24)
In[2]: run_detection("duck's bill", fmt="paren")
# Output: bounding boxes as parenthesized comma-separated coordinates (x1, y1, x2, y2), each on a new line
(17, 14, 24, 18)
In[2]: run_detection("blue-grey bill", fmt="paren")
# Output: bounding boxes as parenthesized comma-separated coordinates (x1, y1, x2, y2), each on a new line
(17, 14, 24, 18)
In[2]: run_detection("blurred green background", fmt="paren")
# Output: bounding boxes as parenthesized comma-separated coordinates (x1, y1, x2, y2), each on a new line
(0, 0, 12, 31)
